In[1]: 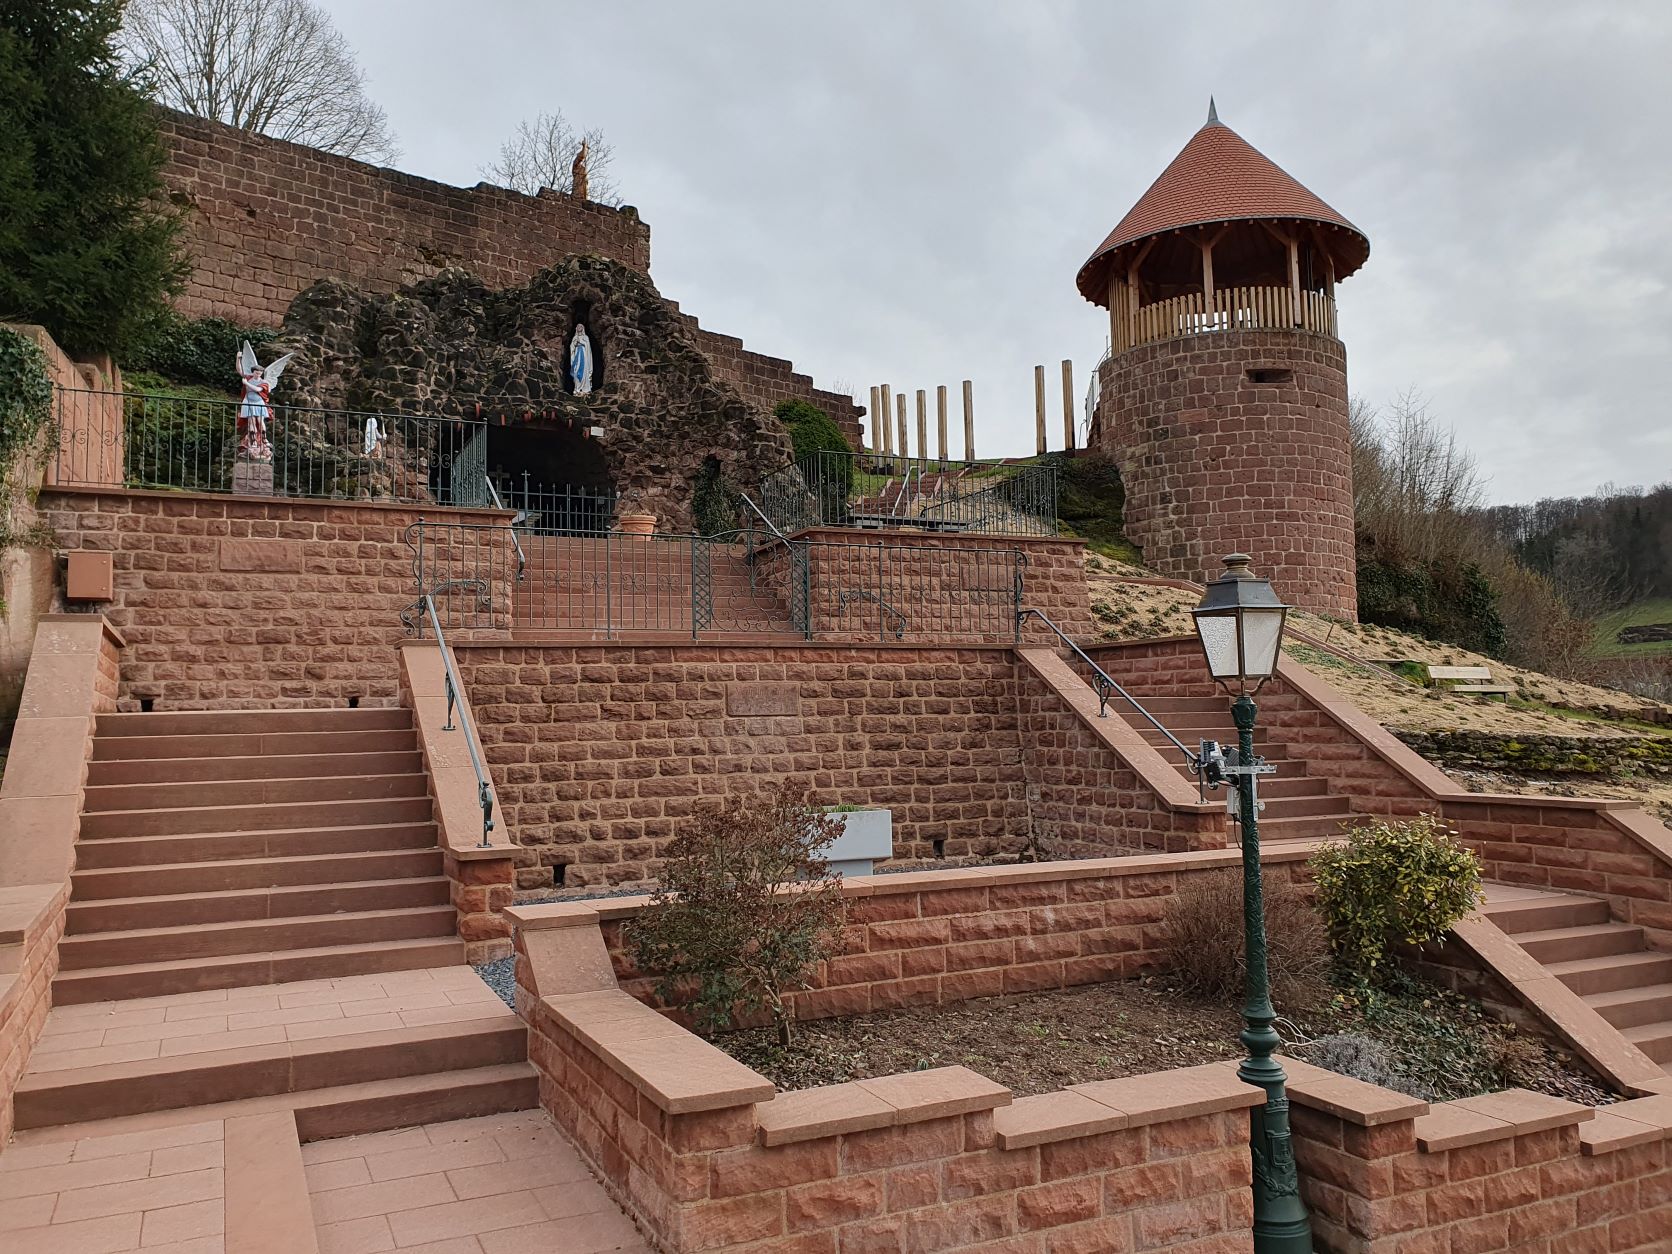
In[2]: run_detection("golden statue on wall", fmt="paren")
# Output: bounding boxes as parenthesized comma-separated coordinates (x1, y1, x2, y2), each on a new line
(571, 139, 589, 202)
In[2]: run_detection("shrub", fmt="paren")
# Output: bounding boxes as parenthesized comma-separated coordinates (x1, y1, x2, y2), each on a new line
(625, 787, 848, 1047)
(1160, 869, 1331, 1012)
(125, 313, 278, 394)
(1309, 814, 1484, 975)
(776, 399, 851, 464)
(1303, 1032, 1424, 1098)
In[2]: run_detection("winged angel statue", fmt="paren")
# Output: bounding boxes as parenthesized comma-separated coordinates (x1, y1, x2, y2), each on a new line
(235, 341, 293, 462)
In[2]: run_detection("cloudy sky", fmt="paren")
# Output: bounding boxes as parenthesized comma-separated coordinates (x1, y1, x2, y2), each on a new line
(322, 0, 1671, 505)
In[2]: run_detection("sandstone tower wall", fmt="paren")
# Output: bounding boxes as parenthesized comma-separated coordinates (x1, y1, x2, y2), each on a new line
(1097, 329, 1357, 616)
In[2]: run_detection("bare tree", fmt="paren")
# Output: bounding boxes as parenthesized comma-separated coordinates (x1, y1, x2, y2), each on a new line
(121, 0, 399, 163)
(483, 110, 619, 204)
(1351, 390, 1487, 567)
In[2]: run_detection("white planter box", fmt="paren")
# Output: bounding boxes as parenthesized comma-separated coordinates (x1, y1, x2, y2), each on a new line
(818, 809, 893, 877)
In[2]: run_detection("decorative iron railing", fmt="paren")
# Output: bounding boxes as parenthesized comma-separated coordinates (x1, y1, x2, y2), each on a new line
(50, 387, 485, 505)
(404, 520, 1025, 644)
(488, 472, 616, 536)
(757, 450, 1058, 538)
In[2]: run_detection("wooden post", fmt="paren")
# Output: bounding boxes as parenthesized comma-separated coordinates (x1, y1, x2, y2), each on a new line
(936, 385, 948, 462)
(878, 384, 892, 454)
(1034, 365, 1047, 455)
(1060, 360, 1075, 451)
(868, 386, 881, 453)
(915, 389, 927, 461)
(1201, 241, 1216, 324)
(962, 380, 974, 462)
(896, 393, 908, 464)
(1288, 234, 1302, 327)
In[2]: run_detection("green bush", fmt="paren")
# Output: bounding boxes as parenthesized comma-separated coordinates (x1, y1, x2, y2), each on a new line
(1357, 551, 1507, 658)
(0, 328, 54, 496)
(776, 399, 851, 463)
(125, 313, 278, 394)
(1309, 814, 1484, 975)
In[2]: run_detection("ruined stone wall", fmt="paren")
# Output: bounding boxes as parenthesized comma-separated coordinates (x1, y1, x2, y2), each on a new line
(1095, 329, 1356, 616)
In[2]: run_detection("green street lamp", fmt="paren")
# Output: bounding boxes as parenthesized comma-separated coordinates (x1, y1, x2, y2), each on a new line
(1191, 554, 1312, 1253)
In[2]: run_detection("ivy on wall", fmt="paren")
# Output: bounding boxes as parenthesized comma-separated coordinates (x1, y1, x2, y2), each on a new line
(0, 326, 56, 582)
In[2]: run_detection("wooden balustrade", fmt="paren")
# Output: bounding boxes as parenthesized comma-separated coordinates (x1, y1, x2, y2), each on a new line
(1113, 284, 1337, 353)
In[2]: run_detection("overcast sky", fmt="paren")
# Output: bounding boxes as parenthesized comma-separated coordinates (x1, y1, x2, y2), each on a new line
(322, 0, 1670, 505)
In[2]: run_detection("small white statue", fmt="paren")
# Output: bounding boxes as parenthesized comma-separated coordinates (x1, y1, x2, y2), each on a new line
(569, 322, 594, 396)
(236, 340, 293, 462)
(363, 415, 384, 458)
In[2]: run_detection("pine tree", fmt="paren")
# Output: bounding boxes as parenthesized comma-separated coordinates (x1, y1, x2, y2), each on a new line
(0, 2, 186, 355)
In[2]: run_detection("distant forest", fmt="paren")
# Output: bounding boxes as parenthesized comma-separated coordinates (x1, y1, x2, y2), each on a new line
(1480, 483, 1672, 614)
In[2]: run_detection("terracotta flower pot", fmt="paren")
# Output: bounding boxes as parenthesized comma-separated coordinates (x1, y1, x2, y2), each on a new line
(617, 512, 656, 538)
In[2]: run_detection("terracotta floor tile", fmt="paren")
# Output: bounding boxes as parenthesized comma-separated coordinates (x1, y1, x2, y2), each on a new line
(0, 1191, 58, 1230)
(427, 969, 484, 990)
(448, 1151, 592, 1201)
(477, 1212, 648, 1254)
(32, 1028, 110, 1053)
(27, 1040, 162, 1073)
(52, 1166, 224, 1223)
(316, 1214, 396, 1254)
(443, 986, 503, 1006)
(422, 1112, 548, 1147)
(531, 1181, 623, 1222)
(151, 1140, 225, 1176)
(309, 1173, 456, 1225)
(103, 1018, 234, 1046)
(153, 989, 233, 1008)
(73, 1122, 224, 1162)
(287, 1013, 405, 1042)
(302, 1128, 432, 1165)
(133, 1237, 225, 1254)
(364, 1138, 505, 1184)
(166, 995, 279, 1022)
(0, 1150, 153, 1199)
(2, 1211, 144, 1254)
(226, 1002, 344, 1032)
(140, 1197, 224, 1245)
(43, 1005, 168, 1031)
(385, 1192, 548, 1246)
(0, 1138, 75, 1169)
(306, 1157, 374, 1192)
(158, 1026, 289, 1057)
(388, 1239, 484, 1254)
(397, 1005, 512, 1028)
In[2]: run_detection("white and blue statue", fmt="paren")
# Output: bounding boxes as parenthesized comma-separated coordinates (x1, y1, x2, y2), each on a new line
(569, 322, 594, 396)
(235, 340, 293, 462)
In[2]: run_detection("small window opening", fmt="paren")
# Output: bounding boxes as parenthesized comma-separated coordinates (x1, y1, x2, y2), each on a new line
(1247, 368, 1294, 385)
(139, 697, 155, 712)
(932, 839, 946, 860)
(554, 863, 569, 888)
(347, 695, 360, 709)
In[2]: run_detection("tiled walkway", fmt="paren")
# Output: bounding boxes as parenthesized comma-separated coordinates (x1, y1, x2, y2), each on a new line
(303, 1110, 649, 1254)
(0, 1117, 227, 1253)
(28, 966, 507, 1074)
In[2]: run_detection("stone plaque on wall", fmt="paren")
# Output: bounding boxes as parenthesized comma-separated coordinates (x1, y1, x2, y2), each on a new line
(724, 682, 801, 718)
(218, 539, 303, 573)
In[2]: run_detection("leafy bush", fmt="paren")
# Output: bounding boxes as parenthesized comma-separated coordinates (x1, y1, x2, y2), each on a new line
(1303, 1032, 1420, 1097)
(1309, 815, 1484, 975)
(776, 399, 851, 464)
(625, 787, 848, 1047)
(1356, 550, 1508, 659)
(0, 328, 54, 500)
(1160, 868, 1331, 1012)
(125, 313, 278, 394)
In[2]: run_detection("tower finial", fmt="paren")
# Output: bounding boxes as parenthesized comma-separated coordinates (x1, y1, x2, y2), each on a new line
(1206, 97, 1220, 126)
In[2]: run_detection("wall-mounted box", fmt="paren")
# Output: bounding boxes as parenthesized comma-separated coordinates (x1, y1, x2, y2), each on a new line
(65, 550, 114, 601)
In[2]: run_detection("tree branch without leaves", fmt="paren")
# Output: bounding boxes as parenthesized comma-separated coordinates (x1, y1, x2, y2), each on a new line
(482, 109, 619, 205)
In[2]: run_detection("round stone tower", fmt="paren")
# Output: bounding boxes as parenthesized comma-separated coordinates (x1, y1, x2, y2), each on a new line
(1079, 101, 1369, 616)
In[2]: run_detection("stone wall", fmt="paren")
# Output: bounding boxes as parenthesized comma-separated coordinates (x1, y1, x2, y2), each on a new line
(1095, 329, 1357, 616)
(157, 109, 863, 446)
(36, 489, 508, 709)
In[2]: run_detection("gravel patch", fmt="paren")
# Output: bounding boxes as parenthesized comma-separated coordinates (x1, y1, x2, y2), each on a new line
(474, 956, 516, 1008)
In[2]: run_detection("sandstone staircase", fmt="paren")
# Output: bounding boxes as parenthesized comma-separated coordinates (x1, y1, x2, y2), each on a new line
(14, 706, 536, 1137)
(1111, 690, 1362, 842)
(1484, 887, 1672, 1069)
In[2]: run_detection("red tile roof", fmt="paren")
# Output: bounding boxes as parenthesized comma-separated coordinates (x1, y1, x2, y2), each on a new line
(1077, 114, 1369, 303)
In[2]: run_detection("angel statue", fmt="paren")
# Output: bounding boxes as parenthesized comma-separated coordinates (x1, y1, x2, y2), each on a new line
(569, 323, 594, 396)
(235, 341, 293, 462)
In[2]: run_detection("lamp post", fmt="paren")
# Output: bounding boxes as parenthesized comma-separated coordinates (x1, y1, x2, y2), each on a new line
(1190, 554, 1312, 1253)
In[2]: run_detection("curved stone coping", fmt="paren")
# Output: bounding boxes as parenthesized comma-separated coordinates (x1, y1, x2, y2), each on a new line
(756, 1066, 1011, 1147)
(542, 989, 774, 1115)
(1016, 646, 1218, 815)
(993, 1062, 1261, 1150)
(504, 844, 1325, 926)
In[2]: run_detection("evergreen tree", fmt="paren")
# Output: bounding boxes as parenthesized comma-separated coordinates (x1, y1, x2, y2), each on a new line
(0, 1, 185, 355)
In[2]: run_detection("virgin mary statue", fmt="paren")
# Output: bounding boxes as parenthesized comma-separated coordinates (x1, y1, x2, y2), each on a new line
(569, 323, 594, 395)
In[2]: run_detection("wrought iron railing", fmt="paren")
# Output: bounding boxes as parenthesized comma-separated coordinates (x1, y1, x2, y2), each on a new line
(488, 472, 616, 536)
(405, 519, 1025, 643)
(51, 387, 484, 505)
(757, 450, 1058, 538)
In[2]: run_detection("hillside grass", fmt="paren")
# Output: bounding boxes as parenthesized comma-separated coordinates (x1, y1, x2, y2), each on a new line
(1589, 599, 1672, 659)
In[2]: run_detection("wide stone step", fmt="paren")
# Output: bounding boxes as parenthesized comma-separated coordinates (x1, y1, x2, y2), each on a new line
(1548, 951, 1672, 996)
(1621, 1020, 1672, 1064)
(79, 795, 434, 839)
(67, 876, 453, 933)
(59, 904, 458, 969)
(96, 707, 413, 736)
(92, 728, 419, 760)
(83, 772, 430, 812)
(1515, 922, 1648, 965)
(72, 822, 439, 869)
(71, 848, 445, 898)
(13, 1015, 524, 1129)
(1585, 982, 1672, 1030)
(1247, 812, 1358, 842)
(50, 936, 466, 1003)
(1260, 795, 1353, 819)
(86, 749, 425, 786)
(1484, 892, 1613, 935)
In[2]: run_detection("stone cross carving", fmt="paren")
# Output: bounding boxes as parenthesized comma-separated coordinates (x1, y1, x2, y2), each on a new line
(571, 139, 589, 202)
(569, 323, 594, 395)
(235, 340, 293, 462)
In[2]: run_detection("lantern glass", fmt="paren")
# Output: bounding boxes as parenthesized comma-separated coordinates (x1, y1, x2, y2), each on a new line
(1195, 613, 1242, 680)
(1191, 554, 1291, 692)
(1240, 606, 1288, 680)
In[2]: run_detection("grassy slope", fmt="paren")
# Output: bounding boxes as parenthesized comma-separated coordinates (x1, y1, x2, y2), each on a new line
(1589, 598, 1672, 659)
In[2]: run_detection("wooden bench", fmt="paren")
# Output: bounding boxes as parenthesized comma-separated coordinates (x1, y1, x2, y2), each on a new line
(1426, 665, 1513, 699)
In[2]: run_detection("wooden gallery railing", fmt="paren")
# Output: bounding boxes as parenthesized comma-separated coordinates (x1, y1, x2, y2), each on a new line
(1115, 285, 1338, 353)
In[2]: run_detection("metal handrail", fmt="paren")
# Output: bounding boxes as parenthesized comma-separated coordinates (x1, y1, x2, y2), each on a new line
(738, 491, 795, 554)
(483, 477, 526, 583)
(1018, 608, 1204, 791)
(423, 593, 497, 848)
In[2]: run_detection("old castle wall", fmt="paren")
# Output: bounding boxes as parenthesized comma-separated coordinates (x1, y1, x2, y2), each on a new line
(158, 110, 863, 445)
